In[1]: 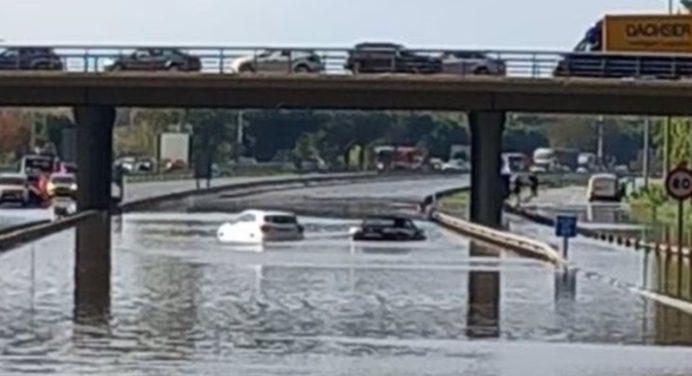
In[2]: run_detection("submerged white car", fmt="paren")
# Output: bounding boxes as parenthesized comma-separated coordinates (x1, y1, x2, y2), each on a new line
(217, 210, 305, 244)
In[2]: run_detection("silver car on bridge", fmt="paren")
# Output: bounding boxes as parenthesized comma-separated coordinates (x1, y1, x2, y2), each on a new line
(440, 51, 506, 75)
(230, 49, 324, 74)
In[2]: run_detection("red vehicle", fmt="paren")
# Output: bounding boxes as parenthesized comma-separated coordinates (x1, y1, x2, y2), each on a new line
(20, 154, 60, 206)
(374, 146, 425, 172)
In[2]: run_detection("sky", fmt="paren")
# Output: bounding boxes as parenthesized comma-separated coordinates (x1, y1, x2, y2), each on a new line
(0, 0, 680, 50)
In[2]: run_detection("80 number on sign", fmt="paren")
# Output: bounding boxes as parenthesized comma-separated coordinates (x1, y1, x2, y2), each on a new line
(666, 167, 692, 201)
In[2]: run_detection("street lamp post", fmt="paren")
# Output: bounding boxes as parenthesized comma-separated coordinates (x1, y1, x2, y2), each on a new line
(663, 1, 675, 179)
(643, 117, 650, 188)
(597, 115, 605, 167)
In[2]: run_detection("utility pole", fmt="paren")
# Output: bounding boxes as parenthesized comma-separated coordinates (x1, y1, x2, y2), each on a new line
(643, 117, 650, 188)
(597, 115, 605, 167)
(236, 110, 244, 163)
(664, 0, 674, 179)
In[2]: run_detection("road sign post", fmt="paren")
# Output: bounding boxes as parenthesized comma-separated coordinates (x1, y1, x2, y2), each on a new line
(665, 165, 692, 268)
(555, 215, 578, 260)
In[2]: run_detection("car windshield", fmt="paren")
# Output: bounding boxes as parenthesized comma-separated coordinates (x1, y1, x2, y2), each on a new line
(23, 157, 53, 174)
(363, 218, 396, 227)
(265, 215, 297, 224)
(0, 177, 25, 185)
(51, 176, 75, 184)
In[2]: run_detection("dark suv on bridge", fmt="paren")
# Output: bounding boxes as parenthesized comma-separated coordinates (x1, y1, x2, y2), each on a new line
(345, 43, 442, 74)
(105, 48, 202, 72)
(0, 48, 63, 71)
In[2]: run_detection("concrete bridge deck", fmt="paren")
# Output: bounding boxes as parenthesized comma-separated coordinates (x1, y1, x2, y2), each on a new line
(1, 73, 692, 114)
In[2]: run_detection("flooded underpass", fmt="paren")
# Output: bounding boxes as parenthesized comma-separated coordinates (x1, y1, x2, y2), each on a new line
(1, 211, 692, 375)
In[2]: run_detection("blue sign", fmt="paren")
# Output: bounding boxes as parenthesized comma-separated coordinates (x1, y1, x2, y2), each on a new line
(555, 215, 578, 238)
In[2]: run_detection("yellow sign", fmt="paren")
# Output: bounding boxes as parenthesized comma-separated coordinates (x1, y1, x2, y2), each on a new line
(604, 14, 692, 53)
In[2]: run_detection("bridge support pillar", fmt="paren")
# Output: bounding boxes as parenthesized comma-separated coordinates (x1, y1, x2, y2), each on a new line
(469, 111, 505, 228)
(73, 105, 115, 322)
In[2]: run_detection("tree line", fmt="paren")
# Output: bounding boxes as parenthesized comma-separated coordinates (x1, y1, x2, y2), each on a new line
(0, 108, 660, 170)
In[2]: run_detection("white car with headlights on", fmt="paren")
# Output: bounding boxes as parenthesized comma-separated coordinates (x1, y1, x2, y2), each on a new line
(217, 210, 305, 244)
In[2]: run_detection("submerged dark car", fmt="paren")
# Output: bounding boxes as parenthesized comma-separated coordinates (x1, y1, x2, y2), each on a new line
(350, 216, 426, 241)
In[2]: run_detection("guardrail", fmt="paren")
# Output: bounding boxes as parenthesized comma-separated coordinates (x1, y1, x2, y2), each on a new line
(0, 210, 98, 253)
(420, 187, 564, 265)
(431, 210, 565, 265)
(2, 44, 692, 79)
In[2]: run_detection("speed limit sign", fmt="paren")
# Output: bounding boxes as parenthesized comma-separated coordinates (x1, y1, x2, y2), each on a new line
(666, 166, 692, 201)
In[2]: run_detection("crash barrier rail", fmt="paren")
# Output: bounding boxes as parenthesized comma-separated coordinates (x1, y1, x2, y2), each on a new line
(0, 210, 98, 254)
(430, 209, 565, 266)
(5, 43, 692, 79)
(420, 188, 564, 265)
(506, 204, 692, 258)
(0, 219, 51, 237)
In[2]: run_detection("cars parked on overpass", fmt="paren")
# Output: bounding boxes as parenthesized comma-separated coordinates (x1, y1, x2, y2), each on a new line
(0, 47, 63, 71)
(105, 48, 202, 72)
(439, 50, 506, 76)
(231, 49, 324, 74)
(344, 43, 442, 74)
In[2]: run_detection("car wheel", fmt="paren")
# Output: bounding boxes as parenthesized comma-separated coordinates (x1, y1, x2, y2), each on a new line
(475, 67, 490, 75)
(33, 63, 51, 70)
(294, 65, 310, 73)
(168, 64, 181, 72)
(352, 62, 361, 75)
(109, 64, 123, 72)
(238, 64, 255, 74)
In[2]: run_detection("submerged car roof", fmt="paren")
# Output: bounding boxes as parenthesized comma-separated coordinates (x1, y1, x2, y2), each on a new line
(364, 216, 411, 221)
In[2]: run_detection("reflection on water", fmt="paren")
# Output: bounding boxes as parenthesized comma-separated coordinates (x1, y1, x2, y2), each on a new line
(640, 250, 692, 346)
(466, 242, 500, 338)
(2, 213, 692, 374)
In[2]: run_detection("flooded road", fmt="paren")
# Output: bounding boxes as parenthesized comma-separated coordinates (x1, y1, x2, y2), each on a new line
(2, 212, 692, 375)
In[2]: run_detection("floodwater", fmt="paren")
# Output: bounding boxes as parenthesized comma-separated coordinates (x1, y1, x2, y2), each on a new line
(0, 212, 692, 375)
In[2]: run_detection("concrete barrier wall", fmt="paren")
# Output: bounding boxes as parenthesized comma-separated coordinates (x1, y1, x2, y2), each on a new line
(420, 187, 564, 265)
(432, 210, 565, 265)
(0, 210, 98, 254)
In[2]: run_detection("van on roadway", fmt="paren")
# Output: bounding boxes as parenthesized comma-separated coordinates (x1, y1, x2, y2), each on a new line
(586, 173, 622, 202)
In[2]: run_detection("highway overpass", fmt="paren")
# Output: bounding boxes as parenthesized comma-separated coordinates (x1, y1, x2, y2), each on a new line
(2, 73, 692, 115)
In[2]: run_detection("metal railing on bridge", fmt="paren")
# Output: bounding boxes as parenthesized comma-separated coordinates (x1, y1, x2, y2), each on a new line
(2, 44, 692, 80)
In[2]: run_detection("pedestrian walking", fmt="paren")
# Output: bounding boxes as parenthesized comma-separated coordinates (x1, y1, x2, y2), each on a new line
(512, 176, 523, 206)
(529, 174, 539, 198)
